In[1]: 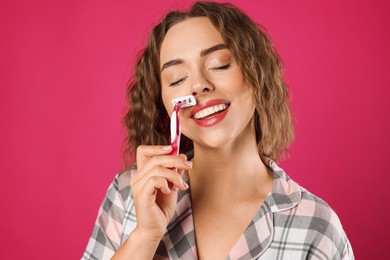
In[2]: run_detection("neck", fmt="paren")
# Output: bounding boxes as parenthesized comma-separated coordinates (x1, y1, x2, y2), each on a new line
(189, 127, 272, 202)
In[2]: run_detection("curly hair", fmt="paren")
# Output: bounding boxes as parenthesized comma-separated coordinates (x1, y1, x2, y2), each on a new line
(124, 1, 294, 163)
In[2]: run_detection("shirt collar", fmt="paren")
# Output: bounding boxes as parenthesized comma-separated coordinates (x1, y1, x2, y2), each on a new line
(261, 156, 302, 213)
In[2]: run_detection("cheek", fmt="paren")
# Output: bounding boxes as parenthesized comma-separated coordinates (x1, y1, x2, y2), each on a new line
(233, 80, 253, 102)
(236, 84, 256, 115)
(222, 67, 248, 95)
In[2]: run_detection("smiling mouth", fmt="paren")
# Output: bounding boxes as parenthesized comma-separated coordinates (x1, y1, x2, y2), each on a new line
(193, 103, 230, 120)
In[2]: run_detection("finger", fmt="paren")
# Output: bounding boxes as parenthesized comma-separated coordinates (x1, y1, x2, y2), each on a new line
(136, 176, 172, 201)
(146, 166, 189, 190)
(136, 145, 173, 169)
(177, 154, 190, 175)
(137, 155, 192, 179)
(134, 166, 189, 193)
(179, 153, 187, 161)
(131, 155, 191, 190)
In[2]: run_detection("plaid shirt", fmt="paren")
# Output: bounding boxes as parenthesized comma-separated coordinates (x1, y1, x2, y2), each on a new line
(82, 157, 354, 260)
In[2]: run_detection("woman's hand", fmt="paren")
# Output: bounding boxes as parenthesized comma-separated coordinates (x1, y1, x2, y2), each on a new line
(113, 145, 191, 259)
(130, 145, 192, 242)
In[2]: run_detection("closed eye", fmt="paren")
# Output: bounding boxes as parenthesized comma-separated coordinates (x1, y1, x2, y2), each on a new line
(212, 64, 231, 70)
(169, 76, 188, 87)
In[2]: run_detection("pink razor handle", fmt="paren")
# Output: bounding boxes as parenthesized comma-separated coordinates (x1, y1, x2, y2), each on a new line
(169, 102, 183, 157)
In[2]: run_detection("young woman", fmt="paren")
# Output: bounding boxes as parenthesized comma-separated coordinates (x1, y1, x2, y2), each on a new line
(83, 2, 354, 259)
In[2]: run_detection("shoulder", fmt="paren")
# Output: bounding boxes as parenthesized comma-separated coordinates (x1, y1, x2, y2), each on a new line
(270, 175, 347, 239)
(111, 165, 136, 200)
(298, 186, 346, 238)
(82, 165, 138, 259)
(265, 158, 348, 244)
(287, 185, 352, 259)
(265, 158, 353, 259)
(100, 164, 136, 214)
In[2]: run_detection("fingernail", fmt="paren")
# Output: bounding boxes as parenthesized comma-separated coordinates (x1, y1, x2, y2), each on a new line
(184, 160, 193, 167)
(162, 145, 172, 150)
(182, 180, 189, 189)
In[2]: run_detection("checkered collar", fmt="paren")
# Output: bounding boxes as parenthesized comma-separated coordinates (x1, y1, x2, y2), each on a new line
(160, 156, 302, 259)
(261, 156, 302, 213)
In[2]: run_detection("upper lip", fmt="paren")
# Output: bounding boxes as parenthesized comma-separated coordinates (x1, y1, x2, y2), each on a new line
(190, 99, 231, 118)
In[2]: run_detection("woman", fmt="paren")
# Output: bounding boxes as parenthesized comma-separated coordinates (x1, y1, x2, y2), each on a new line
(83, 2, 353, 259)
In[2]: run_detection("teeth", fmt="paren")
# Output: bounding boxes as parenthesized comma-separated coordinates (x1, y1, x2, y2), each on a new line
(194, 104, 228, 119)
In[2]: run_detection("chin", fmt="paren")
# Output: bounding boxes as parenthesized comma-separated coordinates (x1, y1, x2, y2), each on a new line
(192, 133, 235, 151)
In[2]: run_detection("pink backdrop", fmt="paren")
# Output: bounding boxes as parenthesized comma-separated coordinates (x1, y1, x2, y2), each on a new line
(1, 0, 389, 259)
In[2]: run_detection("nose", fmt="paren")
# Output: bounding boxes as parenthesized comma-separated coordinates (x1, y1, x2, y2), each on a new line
(191, 84, 211, 97)
(190, 72, 214, 97)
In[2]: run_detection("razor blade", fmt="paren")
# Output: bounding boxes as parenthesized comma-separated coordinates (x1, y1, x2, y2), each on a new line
(171, 95, 197, 108)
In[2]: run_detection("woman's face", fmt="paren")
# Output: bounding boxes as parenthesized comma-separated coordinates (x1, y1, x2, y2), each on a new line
(160, 17, 256, 149)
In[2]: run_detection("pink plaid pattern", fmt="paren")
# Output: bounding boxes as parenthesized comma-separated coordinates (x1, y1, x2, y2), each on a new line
(82, 157, 354, 259)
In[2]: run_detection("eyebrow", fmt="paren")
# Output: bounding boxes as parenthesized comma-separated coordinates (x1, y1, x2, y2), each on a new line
(200, 43, 227, 57)
(160, 43, 227, 73)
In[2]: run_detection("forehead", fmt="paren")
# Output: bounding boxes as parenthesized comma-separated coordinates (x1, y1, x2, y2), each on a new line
(160, 17, 225, 64)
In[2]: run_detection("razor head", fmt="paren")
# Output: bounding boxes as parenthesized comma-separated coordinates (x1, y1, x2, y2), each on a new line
(171, 95, 197, 108)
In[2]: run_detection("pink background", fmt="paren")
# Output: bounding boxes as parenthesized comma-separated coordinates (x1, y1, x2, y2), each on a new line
(1, 0, 389, 259)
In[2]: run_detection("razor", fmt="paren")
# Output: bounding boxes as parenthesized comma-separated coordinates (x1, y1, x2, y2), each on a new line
(167, 95, 196, 189)
(169, 95, 197, 157)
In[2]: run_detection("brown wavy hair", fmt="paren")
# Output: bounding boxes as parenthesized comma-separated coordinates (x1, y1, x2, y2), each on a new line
(124, 1, 294, 163)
